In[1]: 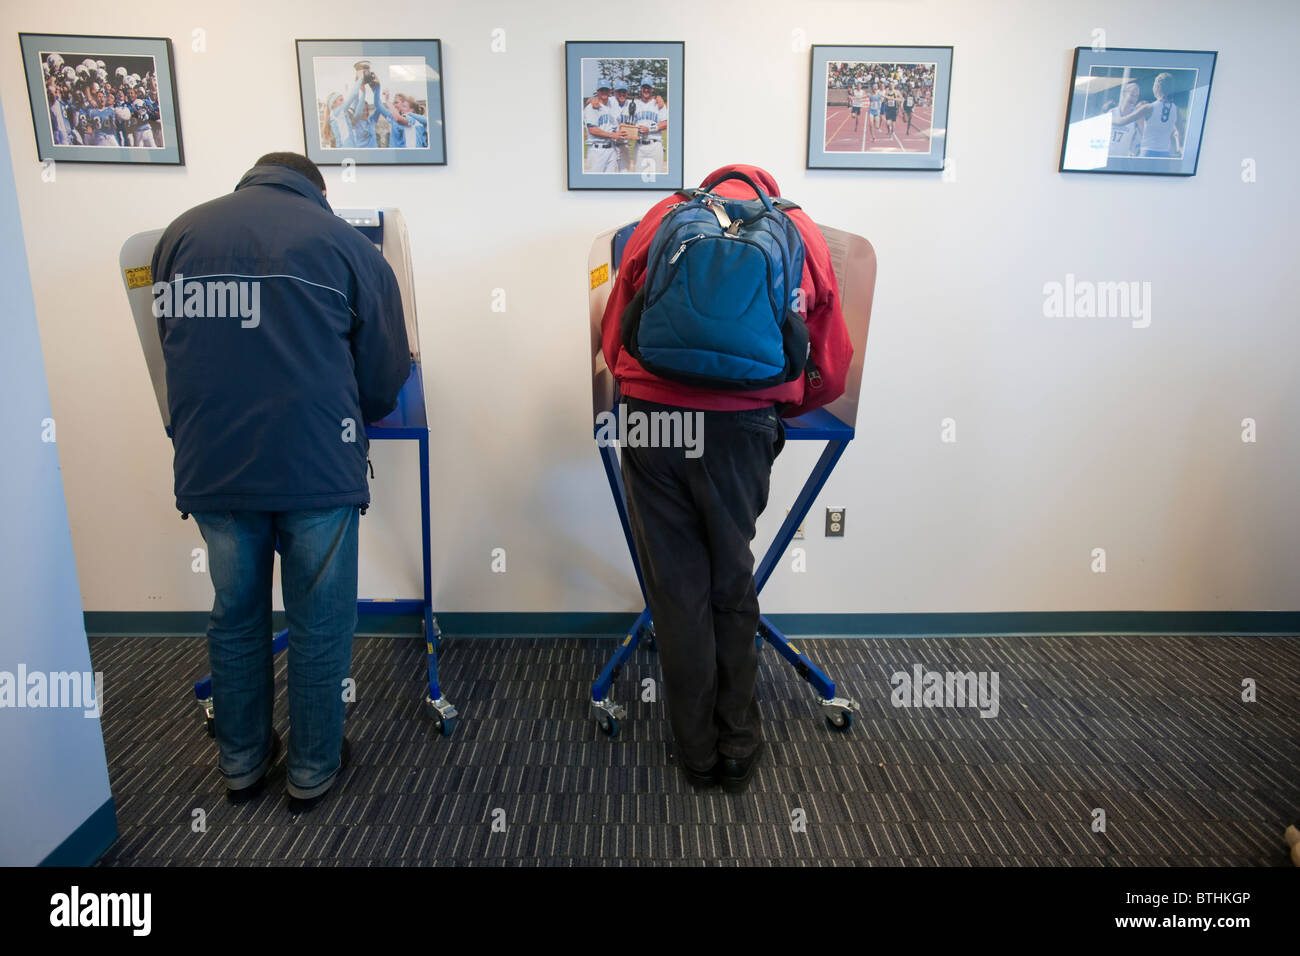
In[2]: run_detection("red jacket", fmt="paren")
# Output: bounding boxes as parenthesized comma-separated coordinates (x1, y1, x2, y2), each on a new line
(601, 163, 852, 416)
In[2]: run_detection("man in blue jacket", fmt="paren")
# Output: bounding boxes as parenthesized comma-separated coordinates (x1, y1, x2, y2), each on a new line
(152, 153, 410, 811)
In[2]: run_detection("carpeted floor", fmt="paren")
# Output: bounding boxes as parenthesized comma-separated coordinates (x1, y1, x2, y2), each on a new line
(89, 633, 1300, 866)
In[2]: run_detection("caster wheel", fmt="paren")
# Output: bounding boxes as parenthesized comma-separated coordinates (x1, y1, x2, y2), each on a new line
(825, 711, 853, 732)
(598, 715, 619, 738)
(204, 715, 215, 738)
(434, 715, 456, 737)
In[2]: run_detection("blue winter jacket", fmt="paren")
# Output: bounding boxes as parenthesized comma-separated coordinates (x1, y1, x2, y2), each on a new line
(152, 164, 410, 513)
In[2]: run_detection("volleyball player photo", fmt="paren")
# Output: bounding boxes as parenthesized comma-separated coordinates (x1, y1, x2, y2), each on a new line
(1059, 47, 1216, 176)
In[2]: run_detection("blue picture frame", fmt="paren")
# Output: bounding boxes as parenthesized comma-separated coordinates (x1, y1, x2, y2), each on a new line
(295, 39, 446, 166)
(1059, 47, 1216, 176)
(19, 33, 184, 166)
(807, 44, 952, 171)
(565, 40, 683, 191)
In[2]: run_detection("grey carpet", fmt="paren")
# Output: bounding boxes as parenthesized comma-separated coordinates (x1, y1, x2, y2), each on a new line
(89, 633, 1300, 866)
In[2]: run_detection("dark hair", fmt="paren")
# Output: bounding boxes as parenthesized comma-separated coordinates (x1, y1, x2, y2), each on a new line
(254, 152, 326, 192)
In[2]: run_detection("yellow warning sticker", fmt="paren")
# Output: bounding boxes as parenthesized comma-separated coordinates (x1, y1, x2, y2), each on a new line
(426, 642, 434, 655)
(124, 265, 152, 289)
(788, 643, 800, 656)
(589, 262, 610, 289)
(622, 635, 633, 646)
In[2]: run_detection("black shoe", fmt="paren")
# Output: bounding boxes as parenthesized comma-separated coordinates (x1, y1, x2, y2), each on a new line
(681, 759, 720, 790)
(718, 742, 763, 793)
(226, 731, 282, 805)
(287, 737, 351, 815)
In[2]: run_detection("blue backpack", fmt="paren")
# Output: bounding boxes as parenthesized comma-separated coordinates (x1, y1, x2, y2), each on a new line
(622, 170, 809, 390)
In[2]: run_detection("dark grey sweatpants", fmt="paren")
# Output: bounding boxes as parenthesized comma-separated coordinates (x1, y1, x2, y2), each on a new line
(620, 397, 785, 772)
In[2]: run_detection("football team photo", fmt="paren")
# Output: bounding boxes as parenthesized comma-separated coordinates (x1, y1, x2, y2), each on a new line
(40, 50, 164, 149)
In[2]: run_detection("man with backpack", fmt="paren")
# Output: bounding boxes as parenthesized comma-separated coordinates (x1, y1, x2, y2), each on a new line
(601, 163, 853, 791)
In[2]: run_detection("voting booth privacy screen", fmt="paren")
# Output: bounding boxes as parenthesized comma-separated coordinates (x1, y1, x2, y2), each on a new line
(120, 208, 422, 432)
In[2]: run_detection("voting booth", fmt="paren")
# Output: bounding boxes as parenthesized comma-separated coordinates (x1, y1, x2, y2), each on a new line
(586, 219, 877, 737)
(118, 208, 458, 737)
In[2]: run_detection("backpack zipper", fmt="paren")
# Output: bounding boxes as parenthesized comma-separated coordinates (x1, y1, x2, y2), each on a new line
(669, 233, 707, 264)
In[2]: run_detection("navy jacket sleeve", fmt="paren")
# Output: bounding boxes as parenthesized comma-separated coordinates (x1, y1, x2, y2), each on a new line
(351, 252, 410, 424)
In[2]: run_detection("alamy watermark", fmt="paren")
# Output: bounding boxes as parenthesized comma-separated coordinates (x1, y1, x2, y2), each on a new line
(50, 886, 150, 935)
(0, 666, 103, 718)
(1042, 273, 1151, 328)
(594, 402, 705, 459)
(152, 274, 261, 328)
(890, 664, 999, 718)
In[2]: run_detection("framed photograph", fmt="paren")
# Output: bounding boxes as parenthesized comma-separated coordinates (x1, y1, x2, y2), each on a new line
(565, 40, 683, 190)
(295, 39, 446, 166)
(18, 33, 183, 165)
(1059, 47, 1215, 176)
(807, 45, 952, 171)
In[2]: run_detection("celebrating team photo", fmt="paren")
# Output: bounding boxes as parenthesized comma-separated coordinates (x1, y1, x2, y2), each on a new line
(40, 50, 163, 148)
(311, 55, 432, 150)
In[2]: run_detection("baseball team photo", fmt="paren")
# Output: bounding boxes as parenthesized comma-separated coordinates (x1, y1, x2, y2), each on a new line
(579, 57, 668, 176)
(295, 39, 446, 166)
(565, 41, 683, 190)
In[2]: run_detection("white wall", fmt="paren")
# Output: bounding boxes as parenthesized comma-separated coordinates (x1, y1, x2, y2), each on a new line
(2, 0, 1297, 619)
(0, 92, 114, 865)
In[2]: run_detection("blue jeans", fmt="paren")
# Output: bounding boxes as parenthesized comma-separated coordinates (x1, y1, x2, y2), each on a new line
(192, 507, 359, 798)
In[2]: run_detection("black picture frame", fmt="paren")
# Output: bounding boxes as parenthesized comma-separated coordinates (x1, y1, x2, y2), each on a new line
(19, 33, 184, 165)
(565, 40, 683, 191)
(1058, 46, 1216, 176)
(295, 38, 447, 166)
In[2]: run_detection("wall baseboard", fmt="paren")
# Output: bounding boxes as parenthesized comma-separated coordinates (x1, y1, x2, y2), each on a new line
(39, 797, 117, 867)
(84, 610, 1300, 638)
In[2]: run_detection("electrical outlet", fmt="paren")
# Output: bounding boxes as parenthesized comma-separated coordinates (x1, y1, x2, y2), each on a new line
(825, 507, 845, 537)
(788, 509, 805, 539)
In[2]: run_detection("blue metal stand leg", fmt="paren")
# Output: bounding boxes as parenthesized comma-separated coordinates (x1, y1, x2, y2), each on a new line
(755, 439, 849, 592)
(757, 615, 859, 731)
(592, 436, 657, 737)
(417, 430, 456, 736)
(590, 608, 652, 737)
(194, 626, 290, 738)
